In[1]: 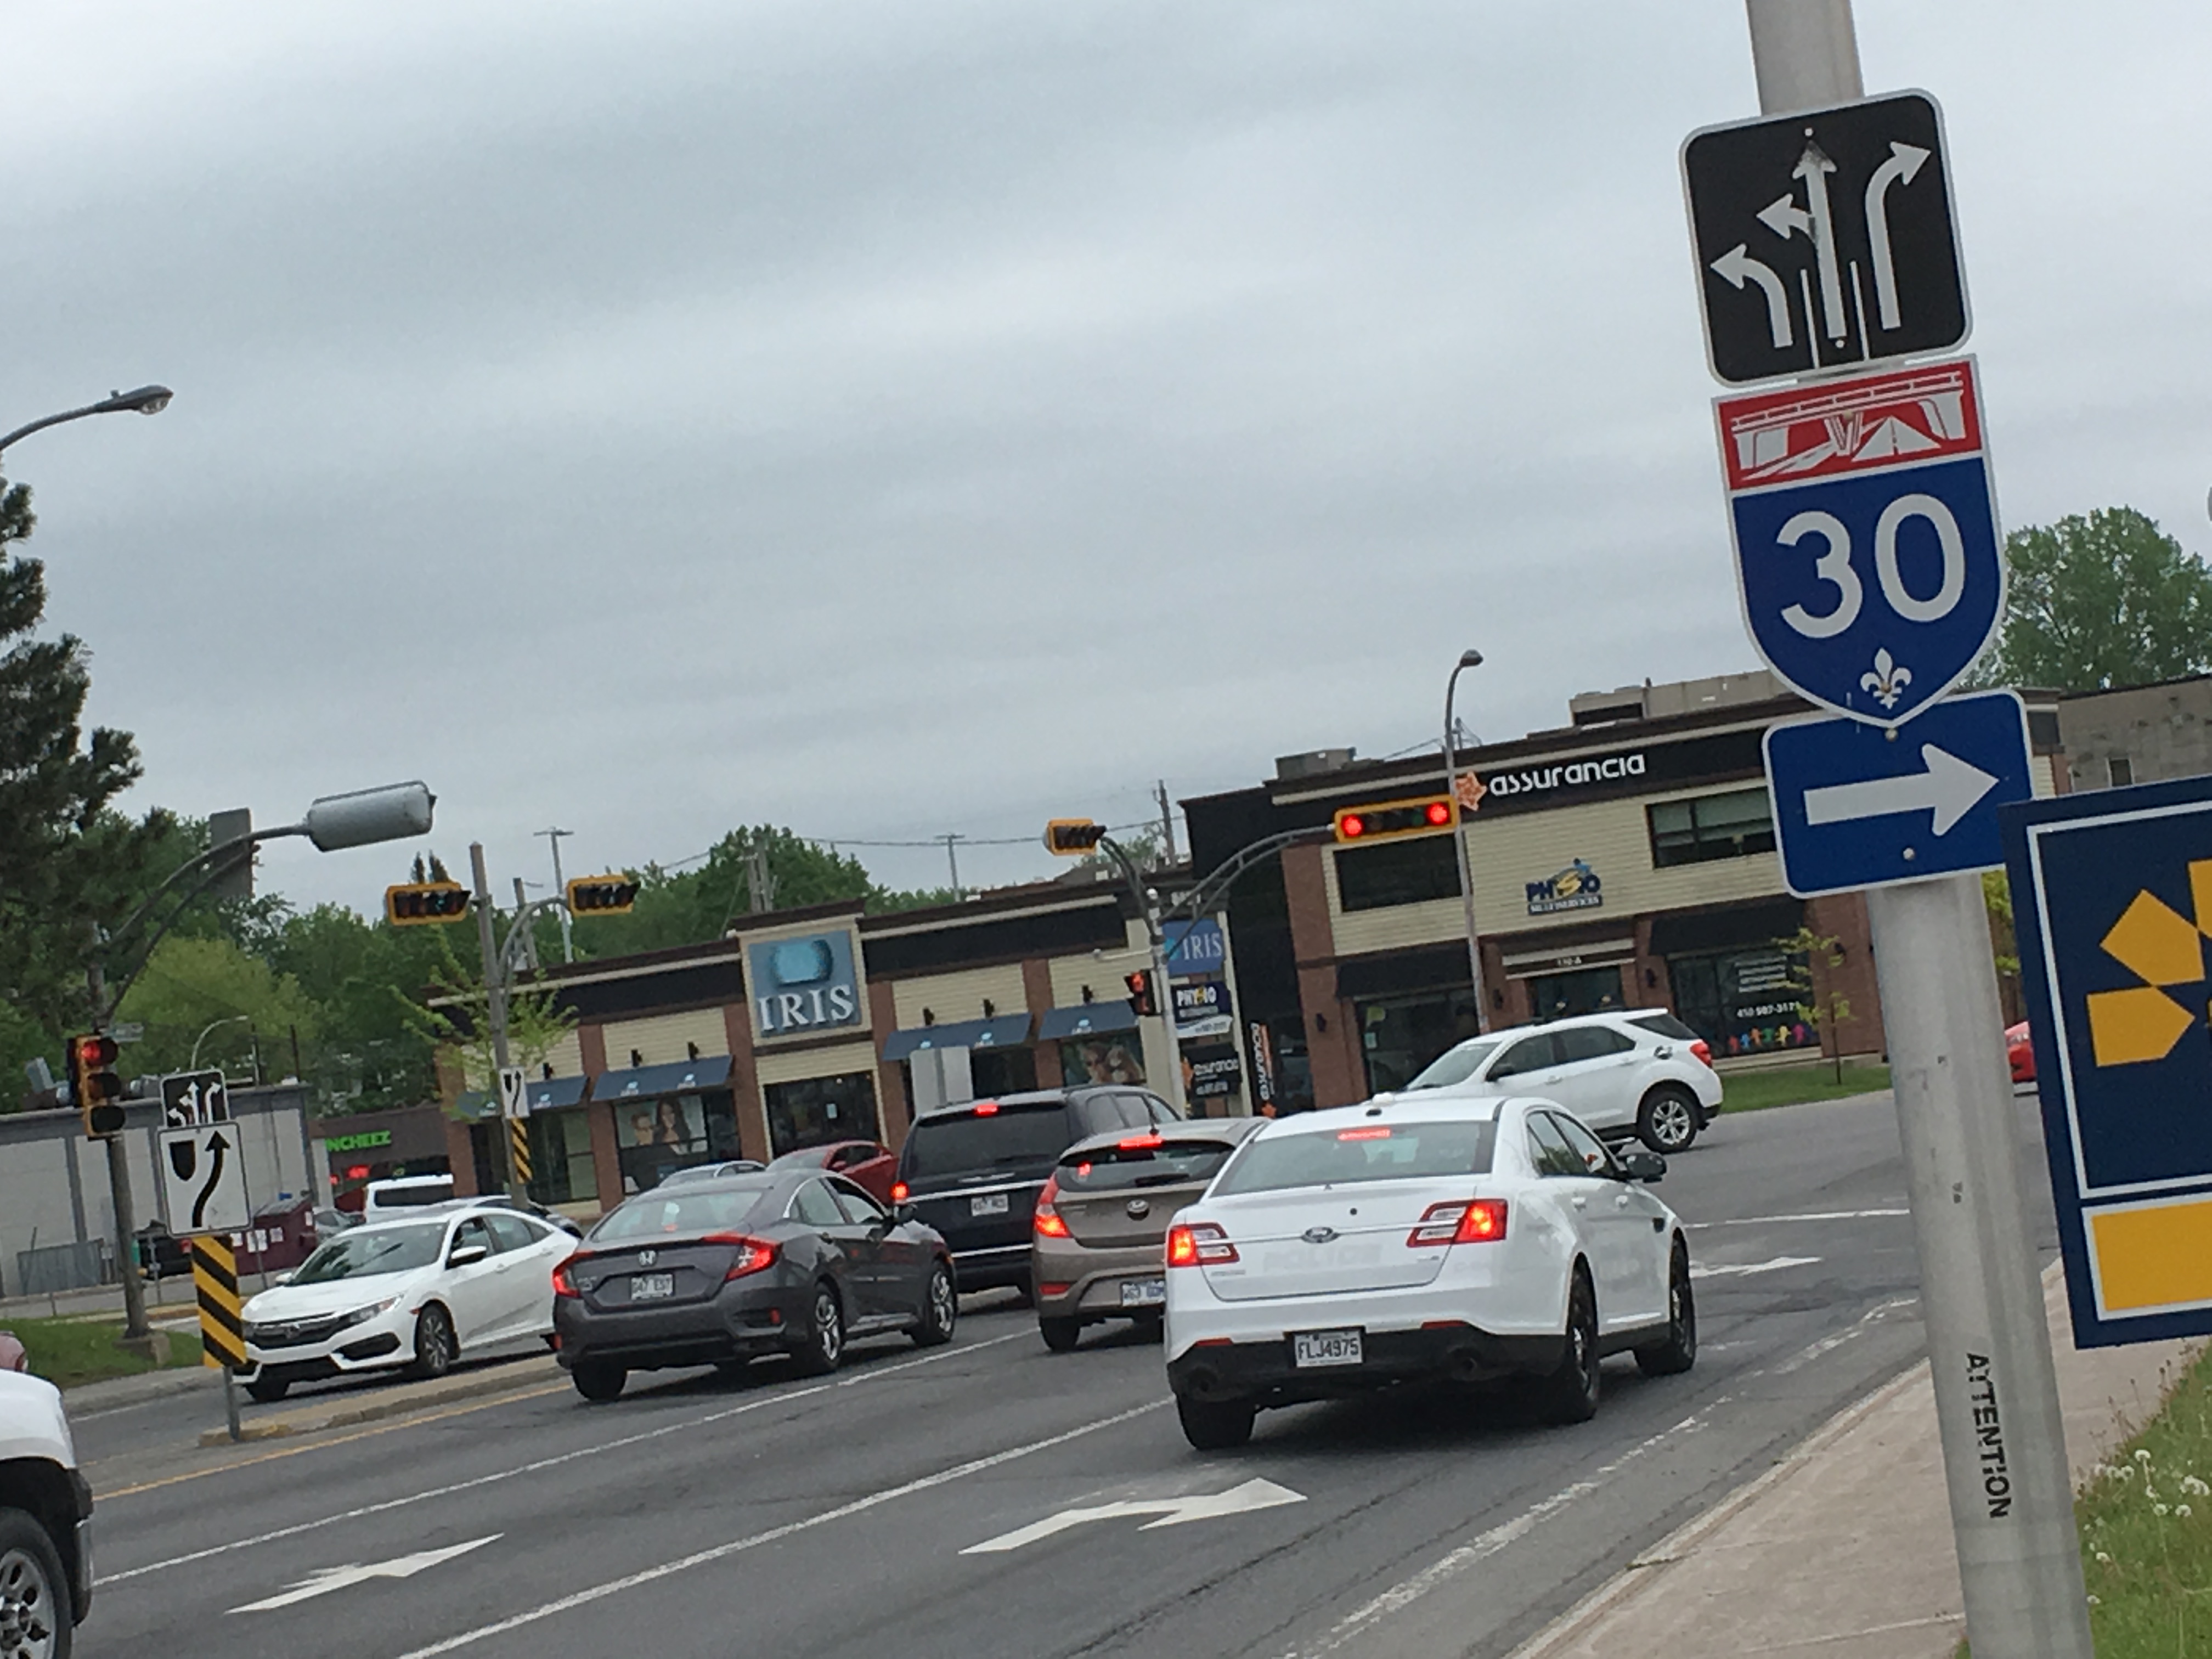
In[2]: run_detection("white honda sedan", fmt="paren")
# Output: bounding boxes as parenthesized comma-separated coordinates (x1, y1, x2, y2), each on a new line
(239, 1202, 572, 1402)
(1163, 1097, 1695, 1449)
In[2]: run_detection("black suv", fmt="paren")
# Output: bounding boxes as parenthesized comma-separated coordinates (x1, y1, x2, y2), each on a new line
(895, 1086, 1180, 1294)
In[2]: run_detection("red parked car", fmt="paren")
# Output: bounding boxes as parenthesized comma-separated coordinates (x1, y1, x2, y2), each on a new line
(2006, 1022, 2036, 1085)
(769, 1139, 899, 1205)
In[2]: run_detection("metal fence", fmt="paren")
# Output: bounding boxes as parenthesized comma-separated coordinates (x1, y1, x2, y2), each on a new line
(13, 1239, 113, 1297)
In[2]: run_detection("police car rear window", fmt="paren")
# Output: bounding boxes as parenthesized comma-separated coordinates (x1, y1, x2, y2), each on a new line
(1214, 1120, 1497, 1195)
(1056, 1139, 1239, 1193)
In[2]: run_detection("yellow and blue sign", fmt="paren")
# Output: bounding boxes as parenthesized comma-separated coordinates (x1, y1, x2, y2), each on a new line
(2004, 774, 2212, 1345)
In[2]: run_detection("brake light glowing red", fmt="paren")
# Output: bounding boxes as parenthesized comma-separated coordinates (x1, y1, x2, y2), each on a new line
(1034, 1175, 1070, 1238)
(891, 1181, 909, 1202)
(551, 1255, 581, 1298)
(1166, 1222, 1237, 1266)
(1117, 1134, 1163, 1150)
(1337, 1126, 1392, 1141)
(702, 1233, 780, 1279)
(972, 1102, 1000, 1116)
(1407, 1199, 1509, 1247)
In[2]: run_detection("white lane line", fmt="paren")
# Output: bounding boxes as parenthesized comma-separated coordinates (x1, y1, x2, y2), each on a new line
(1691, 1256, 1822, 1280)
(99, 1328, 1027, 1586)
(1697, 1207, 1908, 1226)
(1770, 1295, 1917, 1375)
(1277, 1411, 1708, 1659)
(390, 1398, 1170, 1659)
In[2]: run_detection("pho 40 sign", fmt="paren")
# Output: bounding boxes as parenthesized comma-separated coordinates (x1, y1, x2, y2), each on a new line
(1718, 356, 2003, 726)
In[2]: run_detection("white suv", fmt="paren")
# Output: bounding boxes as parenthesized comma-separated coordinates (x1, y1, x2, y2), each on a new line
(0, 1369, 93, 1657)
(1392, 1009, 1723, 1154)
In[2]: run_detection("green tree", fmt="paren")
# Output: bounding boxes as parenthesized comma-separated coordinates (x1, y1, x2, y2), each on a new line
(112, 934, 324, 1080)
(1981, 507, 2212, 692)
(1778, 925, 1853, 1082)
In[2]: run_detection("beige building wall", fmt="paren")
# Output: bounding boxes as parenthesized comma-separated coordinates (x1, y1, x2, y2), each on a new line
(598, 1009, 729, 1069)
(535, 1030, 584, 1079)
(1046, 921, 1151, 1008)
(754, 1040, 880, 1088)
(889, 963, 1028, 1030)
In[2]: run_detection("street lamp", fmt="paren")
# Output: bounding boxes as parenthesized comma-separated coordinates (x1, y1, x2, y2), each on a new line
(190, 1014, 253, 1070)
(1443, 649, 1491, 1033)
(0, 386, 173, 465)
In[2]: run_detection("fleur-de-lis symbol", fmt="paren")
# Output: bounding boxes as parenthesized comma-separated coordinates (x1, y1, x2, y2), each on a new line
(1860, 648, 1912, 709)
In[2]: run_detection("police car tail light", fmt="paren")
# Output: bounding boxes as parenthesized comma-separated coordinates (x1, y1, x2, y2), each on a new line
(1167, 1222, 1237, 1267)
(1407, 1199, 1508, 1247)
(1690, 1040, 1713, 1068)
(703, 1234, 780, 1279)
(551, 1255, 582, 1298)
(1034, 1175, 1070, 1238)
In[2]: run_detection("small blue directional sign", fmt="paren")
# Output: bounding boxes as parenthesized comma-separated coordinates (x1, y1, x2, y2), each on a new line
(1763, 689, 2033, 898)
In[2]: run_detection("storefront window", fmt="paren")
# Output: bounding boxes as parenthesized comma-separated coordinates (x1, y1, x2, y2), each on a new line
(1058, 1037, 1147, 1088)
(1648, 788, 1776, 867)
(525, 1110, 597, 1207)
(1335, 836, 1461, 911)
(764, 1072, 881, 1157)
(616, 1090, 742, 1192)
(971, 1046, 1037, 1098)
(1526, 966, 1626, 1020)
(1357, 989, 1480, 1096)
(1668, 947, 1815, 1057)
(1266, 1015, 1314, 1113)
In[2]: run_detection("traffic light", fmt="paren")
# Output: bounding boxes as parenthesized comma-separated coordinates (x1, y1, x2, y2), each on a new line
(567, 874, 640, 916)
(1124, 969, 1159, 1017)
(1333, 795, 1458, 845)
(1043, 819, 1107, 856)
(385, 882, 471, 926)
(72, 1034, 125, 1138)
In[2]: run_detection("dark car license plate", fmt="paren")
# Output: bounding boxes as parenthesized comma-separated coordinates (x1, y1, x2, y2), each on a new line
(631, 1272, 675, 1301)
(969, 1193, 1010, 1217)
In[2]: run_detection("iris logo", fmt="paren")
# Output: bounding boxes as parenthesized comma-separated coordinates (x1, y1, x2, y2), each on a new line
(748, 931, 862, 1038)
(2084, 865, 2212, 1066)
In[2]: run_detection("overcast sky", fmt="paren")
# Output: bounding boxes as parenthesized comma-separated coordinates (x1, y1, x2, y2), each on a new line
(7, 2, 2207, 915)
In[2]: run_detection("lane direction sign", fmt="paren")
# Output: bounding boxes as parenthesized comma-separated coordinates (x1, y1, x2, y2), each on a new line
(161, 1068, 229, 1129)
(1764, 690, 2033, 898)
(1683, 90, 1967, 385)
(960, 1479, 1305, 1554)
(160, 1121, 251, 1235)
(2004, 775, 2212, 1346)
(498, 1064, 528, 1121)
(1721, 357, 2004, 726)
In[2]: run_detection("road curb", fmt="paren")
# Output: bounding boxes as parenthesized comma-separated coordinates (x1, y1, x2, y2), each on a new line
(63, 1365, 221, 1414)
(195, 1357, 564, 1447)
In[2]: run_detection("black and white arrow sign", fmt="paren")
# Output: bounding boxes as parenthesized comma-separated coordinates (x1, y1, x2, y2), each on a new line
(1803, 742, 1998, 837)
(159, 1122, 251, 1235)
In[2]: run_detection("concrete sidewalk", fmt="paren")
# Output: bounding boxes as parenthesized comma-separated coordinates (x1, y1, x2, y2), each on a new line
(1512, 1266, 2195, 1658)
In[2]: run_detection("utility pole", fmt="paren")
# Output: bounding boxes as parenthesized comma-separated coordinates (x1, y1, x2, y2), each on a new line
(1155, 781, 1179, 866)
(941, 834, 965, 901)
(535, 827, 575, 963)
(1443, 650, 1489, 1034)
(511, 878, 541, 972)
(469, 843, 523, 1201)
(1741, 5, 2092, 1654)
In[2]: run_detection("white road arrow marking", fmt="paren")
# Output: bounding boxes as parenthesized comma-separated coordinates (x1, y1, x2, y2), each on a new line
(1691, 1256, 1823, 1280)
(1863, 140, 1932, 331)
(230, 1536, 500, 1613)
(961, 1478, 1305, 1554)
(1709, 244, 1794, 348)
(1803, 743, 1999, 837)
(1793, 141, 1848, 342)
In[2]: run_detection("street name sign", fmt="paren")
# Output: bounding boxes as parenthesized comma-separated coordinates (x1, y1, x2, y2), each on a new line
(1764, 690, 2032, 898)
(1721, 356, 2003, 726)
(1683, 90, 1967, 385)
(160, 1068, 229, 1129)
(161, 1121, 250, 1235)
(2003, 774, 2212, 1346)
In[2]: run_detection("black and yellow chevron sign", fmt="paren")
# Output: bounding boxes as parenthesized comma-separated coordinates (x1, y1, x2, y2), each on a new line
(193, 1234, 246, 1370)
(509, 1118, 533, 1187)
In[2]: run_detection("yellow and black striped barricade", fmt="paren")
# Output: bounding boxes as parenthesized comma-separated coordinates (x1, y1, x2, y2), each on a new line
(191, 1234, 246, 1441)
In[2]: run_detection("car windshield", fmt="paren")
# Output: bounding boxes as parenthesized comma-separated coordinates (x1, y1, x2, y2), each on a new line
(1629, 1013, 1699, 1041)
(1213, 1120, 1498, 1195)
(290, 1223, 447, 1284)
(1406, 1041, 1501, 1091)
(589, 1183, 772, 1239)
(902, 1104, 1069, 1177)
(1058, 1138, 1240, 1193)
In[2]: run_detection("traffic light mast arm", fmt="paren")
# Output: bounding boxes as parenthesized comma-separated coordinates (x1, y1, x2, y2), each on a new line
(93, 831, 292, 1022)
(1154, 826, 1334, 932)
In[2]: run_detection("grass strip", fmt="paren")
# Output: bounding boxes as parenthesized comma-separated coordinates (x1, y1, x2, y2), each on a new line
(1716, 1062, 1892, 1115)
(2074, 1344, 2212, 1655)
(2, 1313, 205, 1389)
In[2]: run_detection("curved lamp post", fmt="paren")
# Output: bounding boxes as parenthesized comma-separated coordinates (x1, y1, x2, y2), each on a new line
(1443, 649, 1490, 1033)
(190, 1014, 254, 1070)
(0, 386, 173, 466)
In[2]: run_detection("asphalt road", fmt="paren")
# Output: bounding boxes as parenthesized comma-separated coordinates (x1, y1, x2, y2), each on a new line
(73, 1088, 2057, 1659)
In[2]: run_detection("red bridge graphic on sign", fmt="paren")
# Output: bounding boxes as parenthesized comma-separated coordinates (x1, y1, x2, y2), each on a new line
(1714, 358, 1982, 493)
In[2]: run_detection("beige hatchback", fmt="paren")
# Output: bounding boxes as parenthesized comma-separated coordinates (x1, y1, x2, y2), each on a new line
(1030, 1115, 1268, 1352)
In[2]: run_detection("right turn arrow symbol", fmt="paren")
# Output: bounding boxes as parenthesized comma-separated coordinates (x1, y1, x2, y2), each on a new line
(1803, 744, 1999, 838)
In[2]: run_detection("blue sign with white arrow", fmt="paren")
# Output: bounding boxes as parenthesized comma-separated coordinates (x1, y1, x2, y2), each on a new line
(1763, 689, 2034, 898)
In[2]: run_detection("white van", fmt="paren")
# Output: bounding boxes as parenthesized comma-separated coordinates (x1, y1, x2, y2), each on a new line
(360, 1174, 456, 1221)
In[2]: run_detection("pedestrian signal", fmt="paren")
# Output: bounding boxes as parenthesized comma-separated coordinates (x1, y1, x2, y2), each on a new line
(1125, 970, 1159, 1018)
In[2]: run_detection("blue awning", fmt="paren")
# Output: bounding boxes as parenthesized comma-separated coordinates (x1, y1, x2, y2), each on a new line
(590, 1055, 734, 1102)
(1037, 1001, 1138, 1041)
(881, 1013, 1036, 1062)
(525, 1074, 589, 1112)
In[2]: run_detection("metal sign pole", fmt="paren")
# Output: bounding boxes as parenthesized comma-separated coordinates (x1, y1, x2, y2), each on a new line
(1737, 6, 2092, 1653)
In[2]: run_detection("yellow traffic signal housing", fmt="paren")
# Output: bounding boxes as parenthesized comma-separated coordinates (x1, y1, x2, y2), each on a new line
(1332, 795, 1458, 845)
(567, 874, 640, 916)
(385, 882, 471, 926)
(1045, 819, 1107, 856)
(72, 1033, 125, 1137)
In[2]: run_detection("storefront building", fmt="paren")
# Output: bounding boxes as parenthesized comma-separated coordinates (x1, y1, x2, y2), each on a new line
(1183, 671, 2068, 1110)
(433, 882, 1232, 1220)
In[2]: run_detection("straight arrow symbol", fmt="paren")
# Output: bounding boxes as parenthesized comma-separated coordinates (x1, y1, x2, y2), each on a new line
(1792, 141, 1849, 343)
(961, 1479, 1305, 1554)
(230, 1536, 501, 1612)
(1802, 744, 1998, 837)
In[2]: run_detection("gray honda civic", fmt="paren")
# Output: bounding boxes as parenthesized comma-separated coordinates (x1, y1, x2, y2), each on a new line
(552, 1167, 957, 1401)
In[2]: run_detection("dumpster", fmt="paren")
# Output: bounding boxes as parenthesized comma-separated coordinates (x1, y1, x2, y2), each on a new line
(231, 1198, 318, 1275)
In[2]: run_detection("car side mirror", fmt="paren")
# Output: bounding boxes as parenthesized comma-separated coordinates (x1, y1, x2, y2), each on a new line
(1617, 1149, 1666, 1183)
(448, 1243, 491, 1268)
(272, 1269, 295, 1287)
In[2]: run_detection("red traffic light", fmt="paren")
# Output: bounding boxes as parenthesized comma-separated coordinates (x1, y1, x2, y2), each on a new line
(1124, 970, 1159, 1017)
(1340, 814, 1367, 839)
(1333, 796, 1457, 845)
(75, 1034, 119, 1069)
(1425, 802, 1452, 826)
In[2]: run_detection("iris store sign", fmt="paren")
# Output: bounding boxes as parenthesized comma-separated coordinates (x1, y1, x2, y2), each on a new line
(747, 932, 863, 1039)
